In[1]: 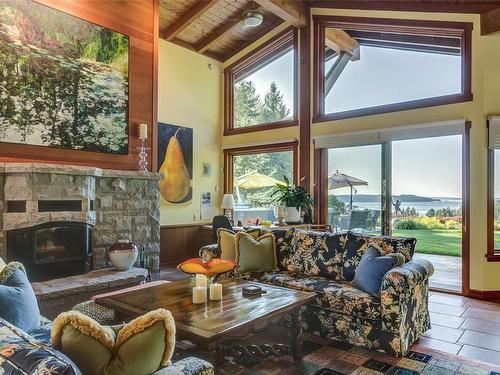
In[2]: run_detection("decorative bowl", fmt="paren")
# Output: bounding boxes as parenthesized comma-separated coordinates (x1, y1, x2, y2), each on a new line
(109, 240, 138, 271)
(177, 258, 236, 279)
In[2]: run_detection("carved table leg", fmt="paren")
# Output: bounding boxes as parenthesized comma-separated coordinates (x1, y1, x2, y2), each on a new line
(215, 344, 224, 366)
(290, 308, 303, 361)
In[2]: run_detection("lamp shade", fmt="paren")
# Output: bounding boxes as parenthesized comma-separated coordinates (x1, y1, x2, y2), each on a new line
(220, 194, 235, 209)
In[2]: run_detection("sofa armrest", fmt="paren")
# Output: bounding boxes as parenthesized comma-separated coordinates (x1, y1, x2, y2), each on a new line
(151, 357, 214, 375)
(382, 259, 434, 294)
(380, 259, 434, 339)
(199, 244, 220, 262)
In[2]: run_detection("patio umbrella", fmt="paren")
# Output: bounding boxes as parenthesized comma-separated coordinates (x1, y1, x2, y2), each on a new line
(328, 170, 368, 210)
(234, 171, 284, 202)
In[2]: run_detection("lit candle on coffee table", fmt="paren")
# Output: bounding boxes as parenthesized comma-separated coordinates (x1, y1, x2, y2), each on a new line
(195, 274, 208, 288)
(210, 283, 222, 301)
(192, 286, 206, 304)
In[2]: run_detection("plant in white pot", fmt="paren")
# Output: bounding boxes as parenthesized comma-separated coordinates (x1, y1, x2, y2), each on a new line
(271, 176, 314, 224)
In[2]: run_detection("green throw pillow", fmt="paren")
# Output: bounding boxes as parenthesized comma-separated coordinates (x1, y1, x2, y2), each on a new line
(217, 228, 261, 260)
(235, 232, 277, 273)
(51, 309, 175, 375)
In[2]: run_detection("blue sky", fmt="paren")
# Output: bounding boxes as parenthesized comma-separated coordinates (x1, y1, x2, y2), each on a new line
(325, 45, 462, 113)
(243, 40, 463, 198)
(327, 136, 462, 198)
(242, 50, 295, 110)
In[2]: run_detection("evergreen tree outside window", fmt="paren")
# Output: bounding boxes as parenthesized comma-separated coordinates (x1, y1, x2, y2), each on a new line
(233, 51, 294, 128)
(224, 28, 297, 135)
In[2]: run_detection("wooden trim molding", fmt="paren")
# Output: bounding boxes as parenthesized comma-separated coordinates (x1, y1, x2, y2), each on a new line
(299, 11, 312, 192)
(223, 141, 299, 194)
(313, 147, 328, 224)
(224, 27, 299, 136)
(468, 289, 500, 300)
(312, 16, 473, 123)
(462, 122, 471, 296)
(487, 121, 500, 261)
(152, 0, 159, 172)
(307, 1, 500, 14)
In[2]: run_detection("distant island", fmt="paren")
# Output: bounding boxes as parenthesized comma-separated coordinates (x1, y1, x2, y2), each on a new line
(335, 194, 441, 203)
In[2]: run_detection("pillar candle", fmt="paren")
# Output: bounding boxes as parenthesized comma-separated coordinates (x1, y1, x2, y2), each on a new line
(195, 274, 208, 288)
(139, 123, 148, 139)
(192, 286, 206, 304)
(278, 206, 285, 217)
(209, 283, 222, 301)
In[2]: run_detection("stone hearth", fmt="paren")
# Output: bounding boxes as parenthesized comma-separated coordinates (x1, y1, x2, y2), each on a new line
(32, 267, 148, 319)
(0, 163, 161, 277)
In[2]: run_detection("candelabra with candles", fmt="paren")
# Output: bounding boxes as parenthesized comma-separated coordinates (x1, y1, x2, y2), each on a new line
(137, 123, 150, 173)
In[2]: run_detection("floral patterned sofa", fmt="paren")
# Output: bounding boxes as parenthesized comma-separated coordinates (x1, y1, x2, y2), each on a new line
(0, 315, 214, 375)
(201, 228, 434, 356)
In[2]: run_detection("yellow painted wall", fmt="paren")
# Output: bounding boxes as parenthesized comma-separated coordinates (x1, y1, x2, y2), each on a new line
(158, 40, 222, 225)
(221, 9, 500, 291)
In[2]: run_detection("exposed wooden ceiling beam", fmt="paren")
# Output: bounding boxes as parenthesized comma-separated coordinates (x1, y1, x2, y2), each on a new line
(161, 0, 219, 41)
(325, 28, 360, 60)
(481, 7, 500, 35)
(170, 37, 223, 62)
(255, 0, 307, 28)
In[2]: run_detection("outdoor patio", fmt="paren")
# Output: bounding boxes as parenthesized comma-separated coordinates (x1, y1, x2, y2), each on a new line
(414, 253, 462, 292)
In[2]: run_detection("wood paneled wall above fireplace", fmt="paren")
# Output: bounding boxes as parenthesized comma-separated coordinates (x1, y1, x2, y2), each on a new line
(0, 0, 159, 171)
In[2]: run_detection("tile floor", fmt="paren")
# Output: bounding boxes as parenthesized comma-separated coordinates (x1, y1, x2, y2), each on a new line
(423, 291, 500, 366)
(160, 267, 500, 367)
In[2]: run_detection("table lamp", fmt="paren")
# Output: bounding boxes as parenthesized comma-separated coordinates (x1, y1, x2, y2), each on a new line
(220, 194, 235, 223)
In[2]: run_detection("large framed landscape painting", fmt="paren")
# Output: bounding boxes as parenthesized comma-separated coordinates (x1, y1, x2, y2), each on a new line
(0, 0, 129, 154)
(158, 123, 193, 204)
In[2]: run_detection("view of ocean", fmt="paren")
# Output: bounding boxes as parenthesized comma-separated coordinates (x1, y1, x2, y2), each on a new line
(352, 199, 462, 216)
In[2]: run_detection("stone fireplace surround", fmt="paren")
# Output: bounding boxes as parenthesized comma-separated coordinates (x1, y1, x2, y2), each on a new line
(0, 163, 161, 276)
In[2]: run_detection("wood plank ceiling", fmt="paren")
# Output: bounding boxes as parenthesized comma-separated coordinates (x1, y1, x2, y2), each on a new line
(159, 0, 286, 62)
(159, 0, 500, 63)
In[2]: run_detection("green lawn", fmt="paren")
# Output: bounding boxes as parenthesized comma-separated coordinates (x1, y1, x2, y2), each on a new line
(495, 231, 500, 249)
(392, 229, 462, 257)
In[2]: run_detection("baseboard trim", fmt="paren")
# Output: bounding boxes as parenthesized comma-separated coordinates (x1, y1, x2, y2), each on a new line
(468, 289, 500, 300)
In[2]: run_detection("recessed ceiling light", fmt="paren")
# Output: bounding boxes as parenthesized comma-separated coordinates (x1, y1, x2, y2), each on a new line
(242, 9, 264, 27)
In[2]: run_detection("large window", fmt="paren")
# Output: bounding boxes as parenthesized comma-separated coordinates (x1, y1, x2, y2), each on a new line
(313, 16, 472, 122)
(224, 28, 297, 135)
(224, 142, 297, 223)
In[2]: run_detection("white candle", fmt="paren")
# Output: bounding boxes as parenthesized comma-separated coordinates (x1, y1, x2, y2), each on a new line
(139, 123, 148, 139)
(209, 283, 222, 301)
(278, 206, 285, 217)
(195, 274, 208, 288)
(192, 286, 206, 304)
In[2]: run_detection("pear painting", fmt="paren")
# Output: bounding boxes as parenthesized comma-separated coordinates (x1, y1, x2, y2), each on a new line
(157, 123, 193, 204)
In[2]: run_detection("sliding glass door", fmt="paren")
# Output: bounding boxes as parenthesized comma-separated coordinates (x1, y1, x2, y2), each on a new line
(327, 144, 387, 235)
(391, 135, 463, 292)
(323, 131, 466, 293)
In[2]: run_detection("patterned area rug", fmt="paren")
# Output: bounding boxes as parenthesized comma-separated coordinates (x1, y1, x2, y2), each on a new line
(174, 330, 500, 375)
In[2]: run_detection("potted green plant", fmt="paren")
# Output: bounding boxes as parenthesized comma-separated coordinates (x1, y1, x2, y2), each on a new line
(271, 176, 314, 223)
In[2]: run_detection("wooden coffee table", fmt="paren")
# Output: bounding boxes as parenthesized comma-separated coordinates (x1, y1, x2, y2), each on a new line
(94, 278, 315, 365)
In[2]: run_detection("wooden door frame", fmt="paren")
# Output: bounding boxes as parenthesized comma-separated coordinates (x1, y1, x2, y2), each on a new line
(462, 122, 471, 296)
